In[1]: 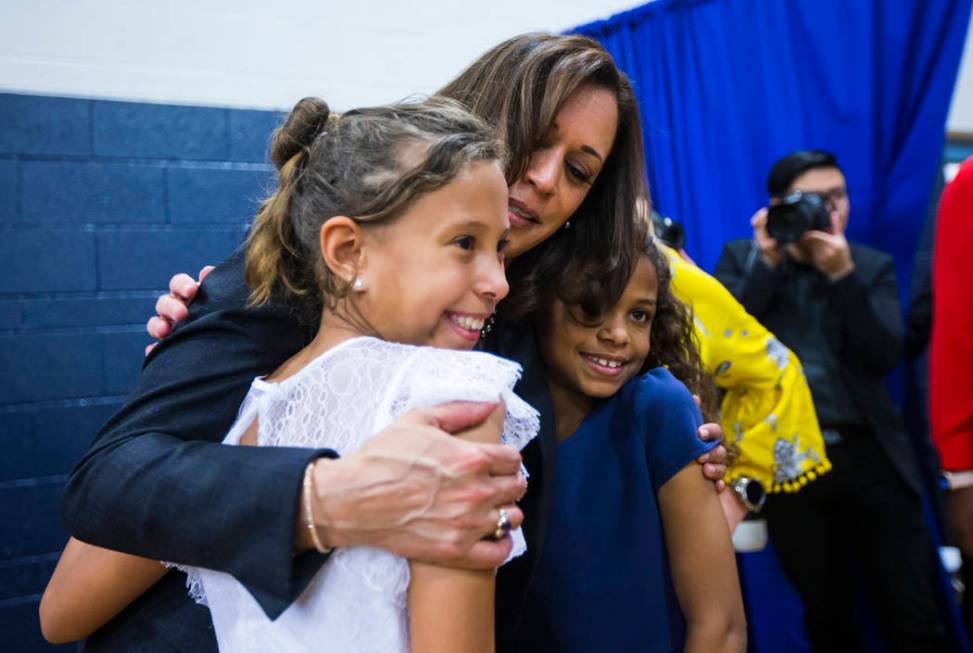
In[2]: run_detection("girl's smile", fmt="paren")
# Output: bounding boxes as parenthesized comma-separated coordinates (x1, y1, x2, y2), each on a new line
(578, 352, 631, 377)
(445, 311, 491, 342)
(541, 256, 658, 439)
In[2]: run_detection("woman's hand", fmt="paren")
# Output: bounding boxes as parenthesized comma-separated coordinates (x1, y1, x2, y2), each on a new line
(692, 398, 742, 535)
(304, 401, 527, 570)
(696, 423, 727, 492)
(145, 266, 214, 355)
(691, 394, 727, 490)
(718, 488, 747, 534)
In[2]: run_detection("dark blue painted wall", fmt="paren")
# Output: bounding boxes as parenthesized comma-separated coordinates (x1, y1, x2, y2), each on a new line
(0, 92, 280, 651)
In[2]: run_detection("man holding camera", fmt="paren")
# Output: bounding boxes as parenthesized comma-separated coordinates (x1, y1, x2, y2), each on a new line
(715, 151, 949, 652)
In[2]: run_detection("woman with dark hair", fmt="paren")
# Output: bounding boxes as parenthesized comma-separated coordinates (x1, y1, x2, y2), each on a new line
(437, 33, 647, 263)
(59, 33, 726, 651)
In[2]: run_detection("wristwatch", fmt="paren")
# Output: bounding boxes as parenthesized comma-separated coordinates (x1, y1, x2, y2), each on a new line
(730, 476, 766, 513)
(943, 470, 973, 491)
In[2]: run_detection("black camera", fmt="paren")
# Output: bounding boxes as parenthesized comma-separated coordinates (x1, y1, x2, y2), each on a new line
(766, 191, 831, 245)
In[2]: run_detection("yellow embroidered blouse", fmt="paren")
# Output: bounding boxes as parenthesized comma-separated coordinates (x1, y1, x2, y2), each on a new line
(663, 245, 830, 492)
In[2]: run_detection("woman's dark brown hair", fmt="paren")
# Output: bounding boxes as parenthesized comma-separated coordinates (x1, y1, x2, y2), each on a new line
(438, 33, 648, 298)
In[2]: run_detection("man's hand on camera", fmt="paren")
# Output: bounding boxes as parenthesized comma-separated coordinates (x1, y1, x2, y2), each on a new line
(802, 229, 855, 281)
(750, 207, 784, 268)
(300, 401, 527, 569)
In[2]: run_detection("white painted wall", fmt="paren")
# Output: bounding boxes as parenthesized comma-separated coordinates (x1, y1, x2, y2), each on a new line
(2, 1, 971, 130)
(0, 0, 644, 111)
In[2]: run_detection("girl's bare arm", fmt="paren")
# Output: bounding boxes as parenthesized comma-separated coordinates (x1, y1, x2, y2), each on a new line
(658, 464, 747, 653)
(39, 537, 168, 644)
(408, 402, 508, 653)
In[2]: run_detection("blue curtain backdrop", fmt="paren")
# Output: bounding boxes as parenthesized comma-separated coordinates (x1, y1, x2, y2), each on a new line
(572, 0, 971, 301)
(572, 2, 972, 652)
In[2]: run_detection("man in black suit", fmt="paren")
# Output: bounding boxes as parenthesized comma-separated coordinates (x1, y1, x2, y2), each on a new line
(715, 150, 950, 653)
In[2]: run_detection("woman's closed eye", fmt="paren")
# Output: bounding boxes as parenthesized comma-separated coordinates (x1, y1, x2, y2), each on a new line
(566, 161, 593, 185)
(534, 136, 594, 185)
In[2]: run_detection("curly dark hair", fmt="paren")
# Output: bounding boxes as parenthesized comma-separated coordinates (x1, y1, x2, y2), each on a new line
(637, 237, 720, 423)
(505, 224, 719, 422)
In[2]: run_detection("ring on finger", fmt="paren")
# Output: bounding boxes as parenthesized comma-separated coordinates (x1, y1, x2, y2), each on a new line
(492, 508, 512, 540)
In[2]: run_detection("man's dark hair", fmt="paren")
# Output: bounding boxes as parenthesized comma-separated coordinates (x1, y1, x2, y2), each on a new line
(767, 150, 841, 198)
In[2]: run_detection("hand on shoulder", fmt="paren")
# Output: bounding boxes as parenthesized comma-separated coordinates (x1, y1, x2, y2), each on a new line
(307, 401, 527, 570)
(144, 266, 214, 355)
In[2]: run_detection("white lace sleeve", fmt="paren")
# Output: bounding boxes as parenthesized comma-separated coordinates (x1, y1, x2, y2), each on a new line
(381, 347, 540, 454)
(380, 347, 540, 565)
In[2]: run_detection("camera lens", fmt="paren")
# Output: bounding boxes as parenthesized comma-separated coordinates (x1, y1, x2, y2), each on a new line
(766, 192, 830, 244)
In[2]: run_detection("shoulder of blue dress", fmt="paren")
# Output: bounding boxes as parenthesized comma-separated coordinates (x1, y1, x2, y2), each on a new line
(623, 368, 695, 409)
(633, 366, 680, 391)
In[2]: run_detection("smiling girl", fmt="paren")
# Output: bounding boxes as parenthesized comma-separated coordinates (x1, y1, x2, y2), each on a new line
(506, 229, 746, 652)
(43, 97, 542, 653)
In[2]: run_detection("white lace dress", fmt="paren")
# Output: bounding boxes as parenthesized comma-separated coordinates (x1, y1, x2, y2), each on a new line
(176, 336, 539, 653)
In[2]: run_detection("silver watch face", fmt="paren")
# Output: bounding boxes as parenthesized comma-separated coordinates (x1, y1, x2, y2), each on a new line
(734, 477, 766, 511)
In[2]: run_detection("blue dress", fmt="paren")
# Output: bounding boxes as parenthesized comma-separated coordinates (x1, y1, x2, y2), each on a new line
(515, 368, 718, 652)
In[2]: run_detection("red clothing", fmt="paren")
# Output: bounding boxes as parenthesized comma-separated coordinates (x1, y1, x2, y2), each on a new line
(930, 156, 973, 471)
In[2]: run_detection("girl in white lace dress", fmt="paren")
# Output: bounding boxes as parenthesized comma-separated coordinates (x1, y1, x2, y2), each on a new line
(43, 97, 537, 653)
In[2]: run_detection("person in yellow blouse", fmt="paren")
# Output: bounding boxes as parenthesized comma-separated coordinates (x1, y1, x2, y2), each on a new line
(652, 214, 829, 517)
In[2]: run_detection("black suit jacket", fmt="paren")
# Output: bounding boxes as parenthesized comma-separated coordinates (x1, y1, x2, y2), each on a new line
(714, 239, 923, 493)
(66, 246, 557, 651)
(486, 321, 557, 652)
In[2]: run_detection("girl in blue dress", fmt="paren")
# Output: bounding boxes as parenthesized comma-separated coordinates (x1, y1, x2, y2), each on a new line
(503, 229, 746, 652)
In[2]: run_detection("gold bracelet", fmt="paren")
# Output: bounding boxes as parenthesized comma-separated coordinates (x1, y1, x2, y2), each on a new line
(302, 461, 332, 554)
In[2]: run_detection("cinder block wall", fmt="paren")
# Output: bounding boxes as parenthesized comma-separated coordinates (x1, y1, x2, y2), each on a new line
(0, 92, 279, 651)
